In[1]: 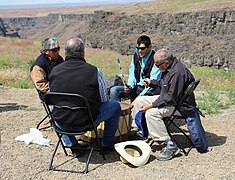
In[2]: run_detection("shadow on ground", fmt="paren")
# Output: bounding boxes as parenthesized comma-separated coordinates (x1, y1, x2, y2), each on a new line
(0, 103, 28, 112)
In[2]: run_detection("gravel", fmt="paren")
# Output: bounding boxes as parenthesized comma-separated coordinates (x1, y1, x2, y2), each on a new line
(0, 86, 235, 179)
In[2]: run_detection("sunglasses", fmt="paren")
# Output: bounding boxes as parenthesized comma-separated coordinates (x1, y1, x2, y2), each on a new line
(155, 62, 165, 67)
(50, 47, 60, 52)
(136, 46, 148, 50)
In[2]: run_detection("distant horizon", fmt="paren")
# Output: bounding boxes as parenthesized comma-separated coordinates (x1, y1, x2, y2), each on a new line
(0, 0, 154, 10)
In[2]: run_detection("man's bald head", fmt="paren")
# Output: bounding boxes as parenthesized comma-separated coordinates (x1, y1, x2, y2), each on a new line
(154, 48, 173, 72)
(65, 37, 85, 58)
(154, 48, 173, 64)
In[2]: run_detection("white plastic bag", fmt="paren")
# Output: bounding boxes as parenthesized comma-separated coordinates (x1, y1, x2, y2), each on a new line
(15, 128, 50, 146)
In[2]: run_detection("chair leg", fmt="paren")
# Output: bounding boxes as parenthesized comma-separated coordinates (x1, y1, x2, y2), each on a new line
(171, 122, 194, 156)
(84, 148, 94, 173)
(167, 121, 194, 156)
(48, 137, 94, 174)
(48, 140, 60, 171)
(57, 134, 68, 156)
(36, 114, 50, 130)
(94, 128, 106, 160)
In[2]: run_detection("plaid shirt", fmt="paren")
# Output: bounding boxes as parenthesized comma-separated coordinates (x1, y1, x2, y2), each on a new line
(97, 68, 109, 103)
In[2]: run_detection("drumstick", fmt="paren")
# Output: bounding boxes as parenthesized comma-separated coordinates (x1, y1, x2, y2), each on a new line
(116, 58, 128, 87)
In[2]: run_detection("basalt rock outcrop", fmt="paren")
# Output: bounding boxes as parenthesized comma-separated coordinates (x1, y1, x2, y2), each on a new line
(1, 9, 234, 70)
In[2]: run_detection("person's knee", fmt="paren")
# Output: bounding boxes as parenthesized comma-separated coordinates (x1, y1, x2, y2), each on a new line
(145, 108, 161, 119)
(134, 96, 142, 104)
(110, 86, 116, 94)
(110, 86, 121, 101)
(109, 100, 121, 112)
(110, 86, 120, 95)
(134, 96, 146, 105)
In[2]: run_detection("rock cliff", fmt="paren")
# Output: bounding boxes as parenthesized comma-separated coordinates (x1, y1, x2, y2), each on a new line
(1, 9, 234, 70)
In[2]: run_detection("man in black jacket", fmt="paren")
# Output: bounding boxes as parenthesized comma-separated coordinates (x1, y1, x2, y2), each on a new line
(132, 48, 197, 161)
(49, 37, 121, 157)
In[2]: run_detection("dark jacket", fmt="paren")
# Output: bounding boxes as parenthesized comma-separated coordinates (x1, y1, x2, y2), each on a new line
(150, 57, 197, 116)
(30, 53, 64, 93)
(49, 56, 100, 129)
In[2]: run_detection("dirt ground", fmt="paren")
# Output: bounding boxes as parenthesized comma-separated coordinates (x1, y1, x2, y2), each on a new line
(0, 85, 235, 179)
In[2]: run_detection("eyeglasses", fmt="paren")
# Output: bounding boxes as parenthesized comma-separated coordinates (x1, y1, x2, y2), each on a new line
(136, 46, 148, 50)
(155, 62, 165, 67)
(50, 47, 60, 52)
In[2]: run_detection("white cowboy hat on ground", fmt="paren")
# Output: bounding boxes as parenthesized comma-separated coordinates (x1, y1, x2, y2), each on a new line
(114, 140, 151, 167)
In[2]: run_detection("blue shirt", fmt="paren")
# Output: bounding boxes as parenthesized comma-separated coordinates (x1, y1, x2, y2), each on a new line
(97, 68, 109, 103)
(127, 48, 162, 95)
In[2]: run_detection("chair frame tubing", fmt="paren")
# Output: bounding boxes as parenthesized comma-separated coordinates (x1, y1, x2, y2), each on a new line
(165, 116, 194, 156)
(164, 79, 201, 156)
(34, 86, 51, 130)
(45, 92, 105, 174)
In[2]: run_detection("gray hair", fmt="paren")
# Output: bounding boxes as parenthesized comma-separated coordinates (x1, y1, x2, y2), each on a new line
(154, 48, 173, 63)
(65, 37, 85, 58)
(41, 37, 60, 52)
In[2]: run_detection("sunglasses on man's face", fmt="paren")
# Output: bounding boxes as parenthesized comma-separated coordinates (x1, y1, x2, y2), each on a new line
(50, 47, 60, 53)
(136, 46, 148, 50)
(155, 62, 165, 68)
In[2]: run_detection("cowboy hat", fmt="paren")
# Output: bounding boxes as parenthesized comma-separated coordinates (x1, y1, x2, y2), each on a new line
(114, 140, 151, 167)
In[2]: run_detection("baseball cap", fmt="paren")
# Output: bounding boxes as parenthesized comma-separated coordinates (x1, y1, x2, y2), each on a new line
(42, 37, 60, 51)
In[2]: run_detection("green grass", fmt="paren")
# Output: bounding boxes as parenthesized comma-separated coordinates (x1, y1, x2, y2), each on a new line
(190, 66, 235, 114)
(0, 37, 234, 115)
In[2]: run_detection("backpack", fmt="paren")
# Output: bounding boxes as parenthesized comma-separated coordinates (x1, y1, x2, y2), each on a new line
(105, 75, 124, 95)
(186, 109, 208, 153)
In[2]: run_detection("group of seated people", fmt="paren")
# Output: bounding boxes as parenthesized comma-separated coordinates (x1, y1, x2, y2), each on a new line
(31, 35, 209, 161)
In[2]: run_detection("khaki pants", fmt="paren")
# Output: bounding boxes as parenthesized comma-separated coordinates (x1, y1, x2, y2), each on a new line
(131, 95, 180, 141)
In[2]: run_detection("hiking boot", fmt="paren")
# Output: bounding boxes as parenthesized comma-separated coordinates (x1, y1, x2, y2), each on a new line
(157, 143, 180, 161)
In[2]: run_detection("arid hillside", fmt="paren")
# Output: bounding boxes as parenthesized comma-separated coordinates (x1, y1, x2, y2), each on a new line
(1, 0, 235, 70)
(1, 0, 235, 18)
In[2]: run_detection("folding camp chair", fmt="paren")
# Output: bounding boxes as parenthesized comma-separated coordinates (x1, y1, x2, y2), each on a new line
(163, 79, 201, 156)
(33, 87, 51, 130)
(44, 92, 105, 174)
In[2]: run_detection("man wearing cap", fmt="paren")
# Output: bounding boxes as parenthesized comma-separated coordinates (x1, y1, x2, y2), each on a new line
(30, 37, 64, 96)
(109, 35, 162, 103)
(132, 48, 197, 161)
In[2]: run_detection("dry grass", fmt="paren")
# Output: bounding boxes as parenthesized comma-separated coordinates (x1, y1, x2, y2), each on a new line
(0, 37, 234, 114)
(0, 37, 130, 87)
(1, 0, 234, 18)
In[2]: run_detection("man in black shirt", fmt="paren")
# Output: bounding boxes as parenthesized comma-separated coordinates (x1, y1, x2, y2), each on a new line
(132, 48, 196, 161)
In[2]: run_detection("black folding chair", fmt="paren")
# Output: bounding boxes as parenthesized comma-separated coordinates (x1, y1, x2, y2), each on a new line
(163, 79, 201, 156)
(33, 87, 51, 130)
(44, 92, 105, 174)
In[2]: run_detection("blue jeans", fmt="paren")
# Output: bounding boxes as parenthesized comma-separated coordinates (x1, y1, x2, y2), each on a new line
(186, 108, 208, 153)
(109, 85, 144, 102)
(55, 100, 121, 147)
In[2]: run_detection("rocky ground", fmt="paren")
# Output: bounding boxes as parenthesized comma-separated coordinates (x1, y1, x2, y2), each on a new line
(0, 86, 235, 179)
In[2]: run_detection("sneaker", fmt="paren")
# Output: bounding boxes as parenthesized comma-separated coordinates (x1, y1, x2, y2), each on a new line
(157, 143, 180, 161)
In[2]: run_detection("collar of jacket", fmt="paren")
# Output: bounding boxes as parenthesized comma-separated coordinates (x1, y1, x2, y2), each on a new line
(167, 56, 176, 69)
(65, 56, 86, 62)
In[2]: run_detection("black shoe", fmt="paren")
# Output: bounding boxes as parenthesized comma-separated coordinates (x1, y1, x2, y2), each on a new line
(71, 149, 84, 158)
(70, 143, 86, 158)
(100, 145, 115, 154)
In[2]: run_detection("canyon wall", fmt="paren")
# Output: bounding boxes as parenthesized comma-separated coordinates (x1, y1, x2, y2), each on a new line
(1, 9, 234, 70)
